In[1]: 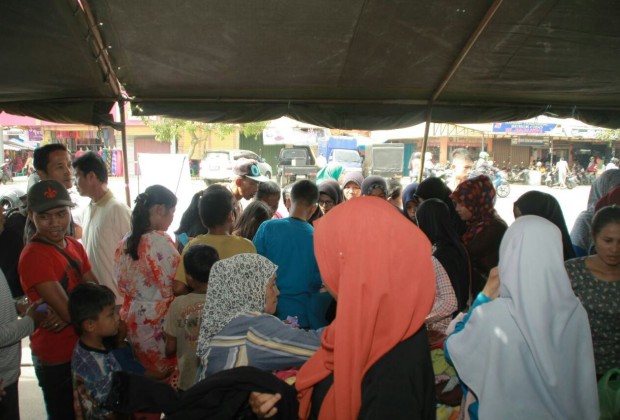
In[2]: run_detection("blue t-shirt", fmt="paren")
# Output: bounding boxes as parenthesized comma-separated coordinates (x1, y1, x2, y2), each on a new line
(72, 341, 123, 420)
(253, 218, 324, 328)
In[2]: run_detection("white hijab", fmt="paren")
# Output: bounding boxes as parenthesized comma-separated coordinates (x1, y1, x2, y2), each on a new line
(447, 216, 599, 419)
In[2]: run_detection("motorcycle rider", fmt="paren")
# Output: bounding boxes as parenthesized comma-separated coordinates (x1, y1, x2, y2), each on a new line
(448, 148, 474, 190)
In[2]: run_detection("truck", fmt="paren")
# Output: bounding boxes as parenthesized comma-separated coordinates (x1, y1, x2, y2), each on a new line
(276, 146, 320, 186)
(362, 143, 405, 178)
(318, 136, 362, 173)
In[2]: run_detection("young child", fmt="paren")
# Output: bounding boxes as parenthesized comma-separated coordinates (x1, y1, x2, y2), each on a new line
(164, 245, 219, 390)
(174, 184, 256, 287)
(69, 283, 122, 419)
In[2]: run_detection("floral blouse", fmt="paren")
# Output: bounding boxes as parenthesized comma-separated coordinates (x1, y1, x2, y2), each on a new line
(114, 230, 180, 379)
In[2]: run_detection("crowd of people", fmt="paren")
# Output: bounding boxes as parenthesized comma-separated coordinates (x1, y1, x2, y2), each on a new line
(0, 144, 618, 419)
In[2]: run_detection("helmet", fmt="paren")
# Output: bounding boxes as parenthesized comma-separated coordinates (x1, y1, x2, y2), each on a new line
(479, 151, 489, 159)
(0, 187, 26, 212)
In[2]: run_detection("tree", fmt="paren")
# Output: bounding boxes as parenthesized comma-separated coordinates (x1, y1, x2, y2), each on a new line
(596, 129, 620, 157)
(142, 117, 268, 159)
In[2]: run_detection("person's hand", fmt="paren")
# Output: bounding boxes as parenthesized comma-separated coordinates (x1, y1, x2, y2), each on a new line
(41, 308, 69, 333)
(114, 319, 128, 347)
(25, 300, 47, 328)
(145, 366, 174, 381)
(14, 296, 30, 317)
(482, 267, 501, 299)
(249, 392, 281, 418)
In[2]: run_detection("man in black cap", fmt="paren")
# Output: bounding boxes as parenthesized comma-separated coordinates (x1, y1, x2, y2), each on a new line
(18, 179, 98, 420)
(227, 159, 268, 220)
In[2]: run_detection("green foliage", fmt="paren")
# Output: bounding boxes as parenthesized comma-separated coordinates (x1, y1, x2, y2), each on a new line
(597, 129, 620, 141)
(142, 117, 268, 143)
(141, 117, 269, 157)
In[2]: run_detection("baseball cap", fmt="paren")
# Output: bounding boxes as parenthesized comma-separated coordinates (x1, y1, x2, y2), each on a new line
(28, 180, 75, 213)
(233, 159, 269, 182)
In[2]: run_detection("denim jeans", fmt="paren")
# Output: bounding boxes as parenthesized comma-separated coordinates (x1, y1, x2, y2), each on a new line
(32, 355, 75, 420)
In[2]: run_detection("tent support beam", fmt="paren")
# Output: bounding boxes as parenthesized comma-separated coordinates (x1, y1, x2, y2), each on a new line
(119, 101, 131, 207)
(419, 0, 504, 180)
(74, 0, 123, 99)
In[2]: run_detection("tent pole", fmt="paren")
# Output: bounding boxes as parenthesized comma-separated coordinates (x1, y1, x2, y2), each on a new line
(416, 0, 503, 183)
(0, 127, 4, 165)
(119, 101, 131, 206)
(417, 108, 433, 182)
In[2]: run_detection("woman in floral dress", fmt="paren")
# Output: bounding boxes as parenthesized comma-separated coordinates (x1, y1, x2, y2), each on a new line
(114, 185, 179, 383)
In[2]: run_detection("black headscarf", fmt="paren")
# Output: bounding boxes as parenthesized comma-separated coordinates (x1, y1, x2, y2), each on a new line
(514, 191, 576, 261)
(416, 178, 466, 236)
(361, 176, 388, 198)
(416, 198, 470, 312)
(318, 179, 344, 205)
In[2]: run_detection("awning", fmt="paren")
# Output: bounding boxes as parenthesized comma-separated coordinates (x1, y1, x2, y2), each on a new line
(1, 0, 620, 129)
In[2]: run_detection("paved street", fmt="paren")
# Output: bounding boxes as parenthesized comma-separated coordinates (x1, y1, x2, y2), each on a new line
(4, 174, 590, 418)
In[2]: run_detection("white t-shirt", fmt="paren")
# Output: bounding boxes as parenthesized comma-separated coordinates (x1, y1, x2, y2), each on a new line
(81, 190, 131, 304)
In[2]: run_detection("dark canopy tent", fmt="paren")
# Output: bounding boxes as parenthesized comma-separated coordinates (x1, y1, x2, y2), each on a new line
(1, 0, 620, 129)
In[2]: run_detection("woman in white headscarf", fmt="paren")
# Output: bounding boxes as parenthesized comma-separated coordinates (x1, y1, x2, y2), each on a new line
(196, 253, 321, 380)
(445, 216, 599, 419)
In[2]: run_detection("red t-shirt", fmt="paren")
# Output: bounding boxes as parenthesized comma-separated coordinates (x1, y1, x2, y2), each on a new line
(18, 236, 92, 364)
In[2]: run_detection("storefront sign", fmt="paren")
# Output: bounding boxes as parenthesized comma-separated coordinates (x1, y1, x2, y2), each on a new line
(27, 128, 43, 141)
(494, 122, 557, 134)
(511, 137, 550, 147)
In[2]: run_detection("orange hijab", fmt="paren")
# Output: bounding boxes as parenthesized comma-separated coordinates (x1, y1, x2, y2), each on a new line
(295, 197, 436, 419)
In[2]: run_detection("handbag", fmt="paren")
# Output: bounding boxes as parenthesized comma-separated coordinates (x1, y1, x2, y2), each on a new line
(598, 367, 620, 420)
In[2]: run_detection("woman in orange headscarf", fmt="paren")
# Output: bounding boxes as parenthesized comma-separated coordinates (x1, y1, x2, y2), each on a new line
(251, 196, 437, 419)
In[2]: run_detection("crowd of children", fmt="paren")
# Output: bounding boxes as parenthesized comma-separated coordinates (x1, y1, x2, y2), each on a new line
(0, 145, 619, 419)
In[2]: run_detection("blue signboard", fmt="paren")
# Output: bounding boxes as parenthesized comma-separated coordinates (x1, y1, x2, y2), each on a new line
(493, 122, 557, 134)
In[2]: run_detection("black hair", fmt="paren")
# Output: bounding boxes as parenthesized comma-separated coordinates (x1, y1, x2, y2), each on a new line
(256, 181, 281, 201)
(386, 178, 402, 201)
(451, 148, 473, 162)
(233, 200, 272, 240)
(72, 151, 108, 183)
(592, 205, 620, 237)
(290, 180, 319, 207)
(175, 190, 207, 235)
(199, 184, 234, 229)
(125, 185, 177, 260)
(68, 283, 116, 336)
(184, 244, 219, 284)
(282, 183, 294, 206)
(33, 144, 68, 172)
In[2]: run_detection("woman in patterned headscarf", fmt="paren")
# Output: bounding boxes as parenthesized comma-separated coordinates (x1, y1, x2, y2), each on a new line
(196, 253, 321, 380)
(450, 175, 507, 298)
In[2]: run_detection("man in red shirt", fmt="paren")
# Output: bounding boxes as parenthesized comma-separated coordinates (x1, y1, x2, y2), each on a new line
(19, 179, 98, 420)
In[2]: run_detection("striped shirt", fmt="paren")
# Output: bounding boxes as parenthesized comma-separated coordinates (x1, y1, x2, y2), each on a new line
(199, 311, 321, 379)
(0, 269, 34, 386)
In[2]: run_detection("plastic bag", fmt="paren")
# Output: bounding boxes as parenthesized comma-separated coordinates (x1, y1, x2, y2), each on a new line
(598, 368, 620, 420)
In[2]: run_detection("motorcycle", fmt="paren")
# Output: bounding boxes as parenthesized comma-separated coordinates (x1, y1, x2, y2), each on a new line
(0, 163, 13, 185)
(545, 169, 576, 189)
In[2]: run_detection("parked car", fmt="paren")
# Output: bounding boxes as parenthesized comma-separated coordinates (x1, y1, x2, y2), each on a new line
(276, 146, 319, 186)
(199, 149, 273, 184)
(362, 143, 404, 178)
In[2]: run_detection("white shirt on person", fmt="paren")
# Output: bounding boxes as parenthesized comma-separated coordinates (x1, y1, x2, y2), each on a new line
(81, 190, 131, 304)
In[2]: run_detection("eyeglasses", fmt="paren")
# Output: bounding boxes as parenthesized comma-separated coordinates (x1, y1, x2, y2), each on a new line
(318, 199, 335, 208)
